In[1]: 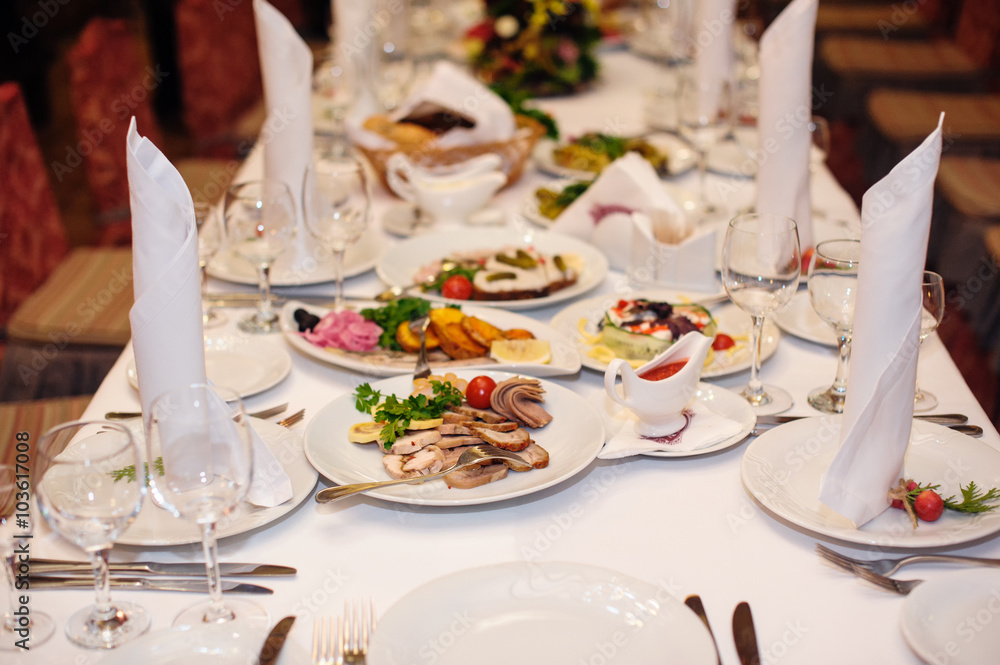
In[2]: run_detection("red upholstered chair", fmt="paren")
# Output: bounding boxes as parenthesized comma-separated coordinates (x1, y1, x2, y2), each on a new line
(174, 0, 266, 155)
(0, 83, 68, 329)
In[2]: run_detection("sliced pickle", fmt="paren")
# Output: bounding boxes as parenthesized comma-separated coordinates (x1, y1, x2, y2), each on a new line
(486, 271, 517, 282)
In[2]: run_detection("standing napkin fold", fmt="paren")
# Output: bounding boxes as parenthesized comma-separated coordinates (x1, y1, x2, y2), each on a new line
(254, 0, 313, 238)
(754, 0, 818, 250)
(127, 119, 293, 507)
(818, 115, 944, 527)
(693, 0, 736, 118)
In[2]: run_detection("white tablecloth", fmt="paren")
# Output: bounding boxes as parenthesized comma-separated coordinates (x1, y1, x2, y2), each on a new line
(15, 52, 998, 665)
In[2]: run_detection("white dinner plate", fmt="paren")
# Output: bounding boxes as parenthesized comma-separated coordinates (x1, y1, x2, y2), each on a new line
(207, 227, 383, 286)
(741, 417, 1000, 548)
(375, 229, 608, 311)
(549, 289, 780, 378)
(303, 370, 605, 506)
(770, 290, 837, 347)
(532, 133, 697, 181)
(279, 300, 581, 378)
(901, 569, 1000, 665)
(126, 337, 292, 399)
(596, 382, 756, 457)
(367, 561, 717, 665)
(97, 619, 308, 665)
(119, 418, 318, 546)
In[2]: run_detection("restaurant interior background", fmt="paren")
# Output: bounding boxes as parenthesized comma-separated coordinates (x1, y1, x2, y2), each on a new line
(1, 0, 998, 445)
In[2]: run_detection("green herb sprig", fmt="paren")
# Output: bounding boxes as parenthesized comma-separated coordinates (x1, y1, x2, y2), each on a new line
(353, 380, 464, 450)
(109, 457, 164, 484)
(361, 298, 432, 351)
(944, 481, 1000, 514)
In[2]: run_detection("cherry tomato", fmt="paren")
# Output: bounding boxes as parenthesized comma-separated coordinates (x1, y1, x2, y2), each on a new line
(801, 247, 815, 274)
(914, 489, 944, 522)
(441, 274, 473, 300)
(465, 375, 497, 409)
(712, 333, 735, 351)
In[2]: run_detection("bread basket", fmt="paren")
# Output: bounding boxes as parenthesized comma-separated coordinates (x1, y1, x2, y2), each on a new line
(354, 115, 546, 193)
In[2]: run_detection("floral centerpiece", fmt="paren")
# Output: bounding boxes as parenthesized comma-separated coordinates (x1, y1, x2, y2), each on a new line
(465, 0, 603, 97)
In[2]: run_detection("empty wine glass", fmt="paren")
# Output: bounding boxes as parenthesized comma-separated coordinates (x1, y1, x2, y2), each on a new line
(224, 180, 296, 333)
(303, 155, 370, 311)
(808, 116, 831, 173)
(146, 383, 266, 627)
(0, 463, 54, 650)
(35, 421, 149, 649)
(807, 239, 861, 413)
(915, 270, 945, 412)
(677, 71, 730, 218)
(312, 50, 356, 155)
(722, 213, 801, 414)
(194, 201, 226, 328)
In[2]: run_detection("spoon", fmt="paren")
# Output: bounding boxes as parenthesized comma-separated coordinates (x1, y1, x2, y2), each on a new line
(374, 260, 459, 303)
(314, 444, 531, 503)
(683, 595, 721, 665)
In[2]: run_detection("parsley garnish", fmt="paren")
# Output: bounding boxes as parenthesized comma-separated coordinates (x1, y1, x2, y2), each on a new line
(353, 380, 464, 450)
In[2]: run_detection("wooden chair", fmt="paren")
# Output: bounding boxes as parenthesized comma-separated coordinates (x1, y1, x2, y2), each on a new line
(814, 0, 949, 39)
(0, 395, 92, 465)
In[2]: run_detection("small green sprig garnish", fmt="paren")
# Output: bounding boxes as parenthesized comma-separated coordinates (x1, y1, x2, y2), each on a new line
(354, 383, 383, 414)
(944, 481, 1000, 514)
(353, 380, 465, 450)
(109, 457, 164, 484)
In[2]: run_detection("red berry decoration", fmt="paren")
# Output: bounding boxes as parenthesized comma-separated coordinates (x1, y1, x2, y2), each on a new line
(913, 489, 945, 522)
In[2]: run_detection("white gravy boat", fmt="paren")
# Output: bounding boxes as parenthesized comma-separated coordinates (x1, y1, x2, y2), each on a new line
(385, 153, 507, 224)
(604, 332, 713, 437)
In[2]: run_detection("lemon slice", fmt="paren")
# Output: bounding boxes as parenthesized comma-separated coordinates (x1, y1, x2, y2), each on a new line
(348, 421, 384, 443)
(490, 339, 552, 365)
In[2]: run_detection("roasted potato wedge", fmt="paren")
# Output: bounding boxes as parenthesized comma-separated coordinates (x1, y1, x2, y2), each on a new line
(437, 322, 488, 360)
(461, 316, 505, 348)
(428, 307, 466, 337)
(395, 320, 440, 353)
(501, 328, 536, 341)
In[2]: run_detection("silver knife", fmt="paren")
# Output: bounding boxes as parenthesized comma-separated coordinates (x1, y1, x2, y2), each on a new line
(732, 601, 761, 665)
(29, 577, 273, 594)
(258, 616, 296, 665)
(755, 413, 969, 427)
(30, 559, 296, 577)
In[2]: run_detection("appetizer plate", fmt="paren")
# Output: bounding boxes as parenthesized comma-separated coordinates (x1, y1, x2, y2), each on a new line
(742, 417, 1000, 548)
(596, 382, 756, 457)
(119, 419, 318, 546)
(303, 369, 605, 506)
(901, 569, 1000, 665)
(279, 300, 581, 378)
(771, 290, 838, 347)
(368, 561, 717, 665)
(126, 337, 292, 399)
(208, 227, 382, 286)
(549, 289, 780, 378)
(532, 132, 697, 181)
(375, 228, 608, 311)
(521, 179, 700, 229)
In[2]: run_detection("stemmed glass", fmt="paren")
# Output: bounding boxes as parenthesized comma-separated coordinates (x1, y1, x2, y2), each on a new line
(303, 155, 371, 311)
(146, 383, 267, 627)
(224, 180, 296, 333)
(722, 213, 802, 414)
(806, 239, 861, 413)
(194, 201, 226, 328)
(312, 51, 356, 155)
(677, 71, 730, 218)
(915, 271, 945, 412)
(0, 464, 54, 650)
(35, 421, 149, 649)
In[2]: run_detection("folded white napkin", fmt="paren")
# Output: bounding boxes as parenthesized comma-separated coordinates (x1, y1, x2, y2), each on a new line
(630, 213, 717, 291)
(126, 119, 292, 508)
(551, 153, 686, 271)
(599, 398, 743, 459)
(818, 115, 944, 527)
(694, 0, 736, 118)
(254, 0, 313, 237)
(350, 61, 515, 150)
(333, 0, 378, 124)
(754, 0, 818, 251)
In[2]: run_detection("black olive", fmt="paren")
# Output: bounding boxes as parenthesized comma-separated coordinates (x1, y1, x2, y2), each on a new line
(294, 308, 321, 332)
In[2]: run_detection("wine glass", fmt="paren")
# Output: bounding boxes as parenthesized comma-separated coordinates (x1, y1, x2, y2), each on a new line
(806, 239, 861, 413)
(677, 71, 730, 218)
(303, 155, 371, 311)
(194, 201, 226, 328)
(146, 383, 267, 627)
(374, 25, 414, 112)
(224, 180, 296, 333)
(808, 116, 831, 173)
(35, 421, 150, 649)
(312, 50, 356, 155)
(0, 463, 54, 650)
(915, 270, 945, 412)
(722, 213, 801, 414)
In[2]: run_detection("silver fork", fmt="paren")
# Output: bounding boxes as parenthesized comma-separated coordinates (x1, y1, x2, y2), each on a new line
(341, 598, 376, 664)
(853, 566, 923, 595)
(816, 543, 1000, 577)
(277, 408, 306, 428)
(312, 616, 334, 665)
(410, 316, 431, 380)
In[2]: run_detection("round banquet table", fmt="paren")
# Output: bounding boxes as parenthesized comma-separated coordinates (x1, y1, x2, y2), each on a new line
(13, 51, 1000, 665)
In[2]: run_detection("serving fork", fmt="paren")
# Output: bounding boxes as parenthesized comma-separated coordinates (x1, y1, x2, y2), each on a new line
(816, 543, 1000, 577)
(852, 567, 923, 595)
(410, 315, 432, 380)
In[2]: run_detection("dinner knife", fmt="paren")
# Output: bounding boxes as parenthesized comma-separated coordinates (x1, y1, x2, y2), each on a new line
(732, 601, 761, 665)
(258, 616, 296, 665)
(30, 559, 296, 577)
(29, 577, 273, 594)
(754, 413, 969, 427)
